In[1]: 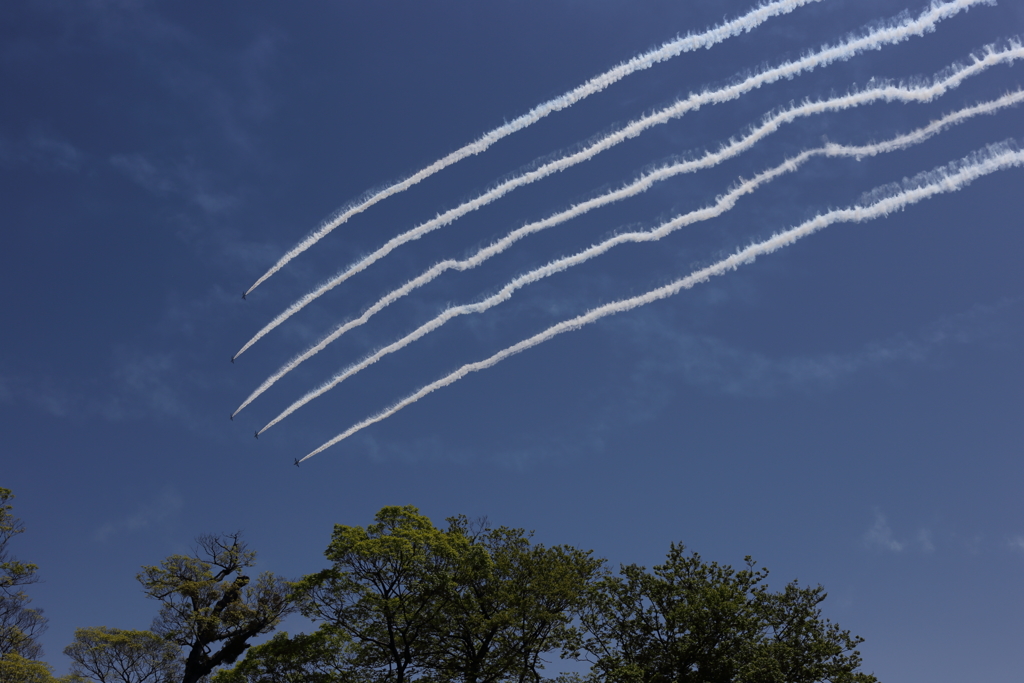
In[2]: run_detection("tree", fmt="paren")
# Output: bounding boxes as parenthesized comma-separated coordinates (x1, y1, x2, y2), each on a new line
(0, 488, 47, 661)
(431, 518, 602, 683)
(137, 532, 294, 683)
(210, 630, 361, 683)
(63, 627, 181, 683)
(288, 507, 601, 683)
(293, 506, 470, 683)
(0, 653, 80, 683)
(574, 543, 877, 683)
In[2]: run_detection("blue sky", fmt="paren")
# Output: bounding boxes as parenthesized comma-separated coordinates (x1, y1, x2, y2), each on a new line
(2, 0, 1023, 680)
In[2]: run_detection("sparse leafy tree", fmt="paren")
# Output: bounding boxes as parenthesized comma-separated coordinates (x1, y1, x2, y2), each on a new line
(574, 543, 877, 683)
(0, 488, 47, 661)
(137, 533, 294, 683)
(64, 627, 181, 683)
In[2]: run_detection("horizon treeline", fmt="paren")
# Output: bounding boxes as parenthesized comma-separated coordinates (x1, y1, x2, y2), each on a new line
(1, 490, 877, 683)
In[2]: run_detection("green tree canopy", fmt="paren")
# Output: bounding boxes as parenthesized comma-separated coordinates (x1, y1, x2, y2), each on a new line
(282, 506, 602, 683)
(0, 652, 80, 683)
(210, 629, 360, 683)
(21, 504, 875, 683)
(433, 516, 602, 683)
(0, 488, 47, 661)
(137, 532, 294, 683)
(63, 627, 181, 683)
(574, 543, 877, 683)
(292, 506, 474, 683)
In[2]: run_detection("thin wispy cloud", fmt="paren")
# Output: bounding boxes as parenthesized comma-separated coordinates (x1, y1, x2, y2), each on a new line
(863, 512, 939, 553)
(864, 511, 905, 552)
(110, 153, 238, 214)
(29, 133, 84, 172)
(94, 488, 183, 541)
(110, 351, 187, 419)
(620, 298, 1022, 401)
(74, 0, 283, 157)
(2, 350, 196, 425)
(7, 376, 79, 419)
(110, 153, 176, 194)
(0, 132, 85, 172)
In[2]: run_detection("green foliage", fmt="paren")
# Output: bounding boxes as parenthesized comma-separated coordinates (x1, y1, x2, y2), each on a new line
(63, 627, 181, 683)
(0, 497, 877, 683)
(287, 506, 602, 683)
(433, 517, 602, 683)
(293, 506, 472, 683)
(575, 543, 877, 683)
(210, 630, 361, 683)
(0, 489, 46, 661)
(137, 533, 294, 683)
(0, 653, 81, 683)
(0, 489, 38, 592)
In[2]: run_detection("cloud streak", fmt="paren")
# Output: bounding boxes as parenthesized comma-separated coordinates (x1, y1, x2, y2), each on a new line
(242, 0, 823, 297)
(94, 488, 183, 541)
(257, 90, 1023, 433)
(612, 297, 1021, 405)
(298, 141, 1024, 460)
(234, 0, 985, 360)
(232, 45, 1024, 419)
(864, 511, 905, 552)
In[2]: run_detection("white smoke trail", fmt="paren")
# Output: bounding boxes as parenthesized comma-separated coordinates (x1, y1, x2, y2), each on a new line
(259, 96, 1023, 434)
(242, 0, 823, 297)
(233, 0, 989, 361)
(298, 141, 1024, 461)
(231, 41, 1023, 419)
